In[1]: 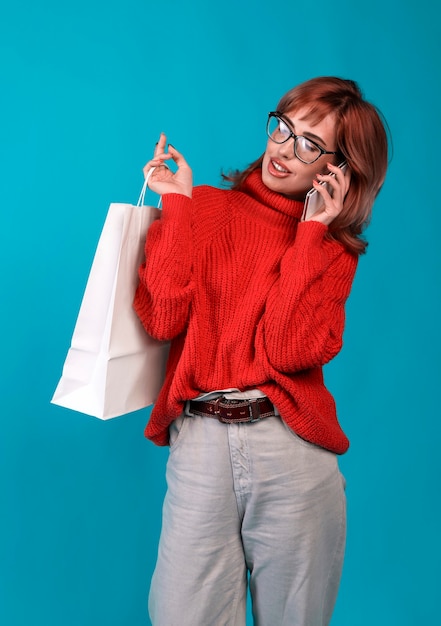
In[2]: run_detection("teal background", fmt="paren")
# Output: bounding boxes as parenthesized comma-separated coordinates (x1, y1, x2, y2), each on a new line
(1, 0, 439, 624)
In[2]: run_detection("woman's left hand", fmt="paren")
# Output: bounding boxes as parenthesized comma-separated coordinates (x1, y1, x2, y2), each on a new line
(306, 163, 351, 226)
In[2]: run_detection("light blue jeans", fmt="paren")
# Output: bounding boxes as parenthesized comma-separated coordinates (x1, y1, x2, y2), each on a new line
(149, 414, 346, 626)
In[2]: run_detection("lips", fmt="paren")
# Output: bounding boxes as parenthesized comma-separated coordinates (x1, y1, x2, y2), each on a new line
(268, 158, 291, 177)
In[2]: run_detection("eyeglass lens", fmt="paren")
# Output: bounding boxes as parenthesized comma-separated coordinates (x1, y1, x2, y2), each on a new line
(267, 115, 322, 164)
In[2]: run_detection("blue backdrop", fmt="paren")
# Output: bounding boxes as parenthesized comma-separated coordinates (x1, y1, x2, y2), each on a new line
(1, 1, 439, 624)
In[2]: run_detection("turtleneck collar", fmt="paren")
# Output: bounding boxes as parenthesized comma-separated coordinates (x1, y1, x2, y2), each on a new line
(238, 169, 305, 223)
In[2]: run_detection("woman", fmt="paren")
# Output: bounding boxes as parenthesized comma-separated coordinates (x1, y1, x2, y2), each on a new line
(134, 76, 388, 626)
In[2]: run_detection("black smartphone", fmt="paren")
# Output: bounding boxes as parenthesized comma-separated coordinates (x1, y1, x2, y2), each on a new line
(301, 161, 348, 221)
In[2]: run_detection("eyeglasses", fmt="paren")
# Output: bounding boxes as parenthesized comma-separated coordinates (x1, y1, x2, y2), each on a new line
(266, 112, 338, 164)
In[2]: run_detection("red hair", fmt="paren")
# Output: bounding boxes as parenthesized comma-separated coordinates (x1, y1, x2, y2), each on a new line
(224, 77, 389, 255)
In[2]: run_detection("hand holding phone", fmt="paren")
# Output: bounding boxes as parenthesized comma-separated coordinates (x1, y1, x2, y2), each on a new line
(302, 161, 348, 221)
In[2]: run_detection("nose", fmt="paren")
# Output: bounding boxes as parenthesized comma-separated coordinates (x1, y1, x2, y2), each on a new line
(278, 137, 295, 160)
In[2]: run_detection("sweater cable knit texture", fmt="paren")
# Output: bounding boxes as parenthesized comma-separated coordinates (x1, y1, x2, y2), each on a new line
(134, 170, 358, 453)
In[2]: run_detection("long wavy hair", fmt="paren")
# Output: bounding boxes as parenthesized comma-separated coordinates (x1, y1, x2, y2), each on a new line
(223, 77, 390, 255)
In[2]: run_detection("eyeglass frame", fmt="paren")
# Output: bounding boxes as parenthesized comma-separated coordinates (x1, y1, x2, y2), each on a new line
(266, 111, 338, 165)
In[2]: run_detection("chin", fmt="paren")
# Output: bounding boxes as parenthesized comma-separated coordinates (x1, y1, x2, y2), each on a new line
(262, 173, 307, 201)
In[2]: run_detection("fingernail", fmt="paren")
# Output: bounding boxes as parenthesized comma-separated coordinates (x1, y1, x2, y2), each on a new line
(168, 143, 175, 149)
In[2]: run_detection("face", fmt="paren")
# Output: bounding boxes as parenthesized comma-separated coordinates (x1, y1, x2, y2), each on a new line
(261, 107, 338, 201)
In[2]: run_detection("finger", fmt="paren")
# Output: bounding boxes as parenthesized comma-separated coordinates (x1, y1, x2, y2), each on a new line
(343, 168, 352, 194)
(316, 173, 340, 197)
(319, 165, 349, 197)
(154, 133, 167, 158)
(143, 154, 173, 178)
(327, 163, 351, 194)
(312, 179, 333, 203)
(168, 144, 190, 169)
(326, 162, 340, 173)
(309, 182, 340, 224)
(312, 179, 342, 215)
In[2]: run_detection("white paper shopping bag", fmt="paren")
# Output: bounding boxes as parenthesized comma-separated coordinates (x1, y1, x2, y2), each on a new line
(51, 178, 169, 419)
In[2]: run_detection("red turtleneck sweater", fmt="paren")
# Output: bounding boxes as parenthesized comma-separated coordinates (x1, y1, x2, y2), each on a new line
(134, 170, 358, 454)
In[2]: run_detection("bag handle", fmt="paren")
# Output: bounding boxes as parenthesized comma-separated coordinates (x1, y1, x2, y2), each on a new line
(137, 167, 162, 208)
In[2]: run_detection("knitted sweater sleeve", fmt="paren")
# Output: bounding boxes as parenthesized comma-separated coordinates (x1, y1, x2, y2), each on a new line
(133, 193, 194, 341)
(257, 220, 358, 373)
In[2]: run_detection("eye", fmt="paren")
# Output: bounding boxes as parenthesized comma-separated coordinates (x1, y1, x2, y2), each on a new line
(278, 119, 291, 140)
(299, 137, 320, 154)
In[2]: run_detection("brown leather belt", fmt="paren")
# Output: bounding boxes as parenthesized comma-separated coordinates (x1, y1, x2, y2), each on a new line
(188, 397, 276, 424)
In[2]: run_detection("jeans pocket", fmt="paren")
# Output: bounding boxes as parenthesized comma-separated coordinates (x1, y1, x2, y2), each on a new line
(279, 418, 322, 450)
(169, 415, 190, 451)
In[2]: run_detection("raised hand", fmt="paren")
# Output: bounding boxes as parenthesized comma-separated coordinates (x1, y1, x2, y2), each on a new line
(307, 163, 351, 226)
(143, 133, 193, 198)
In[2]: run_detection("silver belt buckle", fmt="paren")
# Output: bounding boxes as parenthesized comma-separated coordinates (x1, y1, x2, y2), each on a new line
(248, 399, 262, 422)
(184, 400, 195, 417)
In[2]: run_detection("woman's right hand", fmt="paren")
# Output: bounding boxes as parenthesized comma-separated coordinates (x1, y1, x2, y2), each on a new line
(143, 133, 193, 198)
